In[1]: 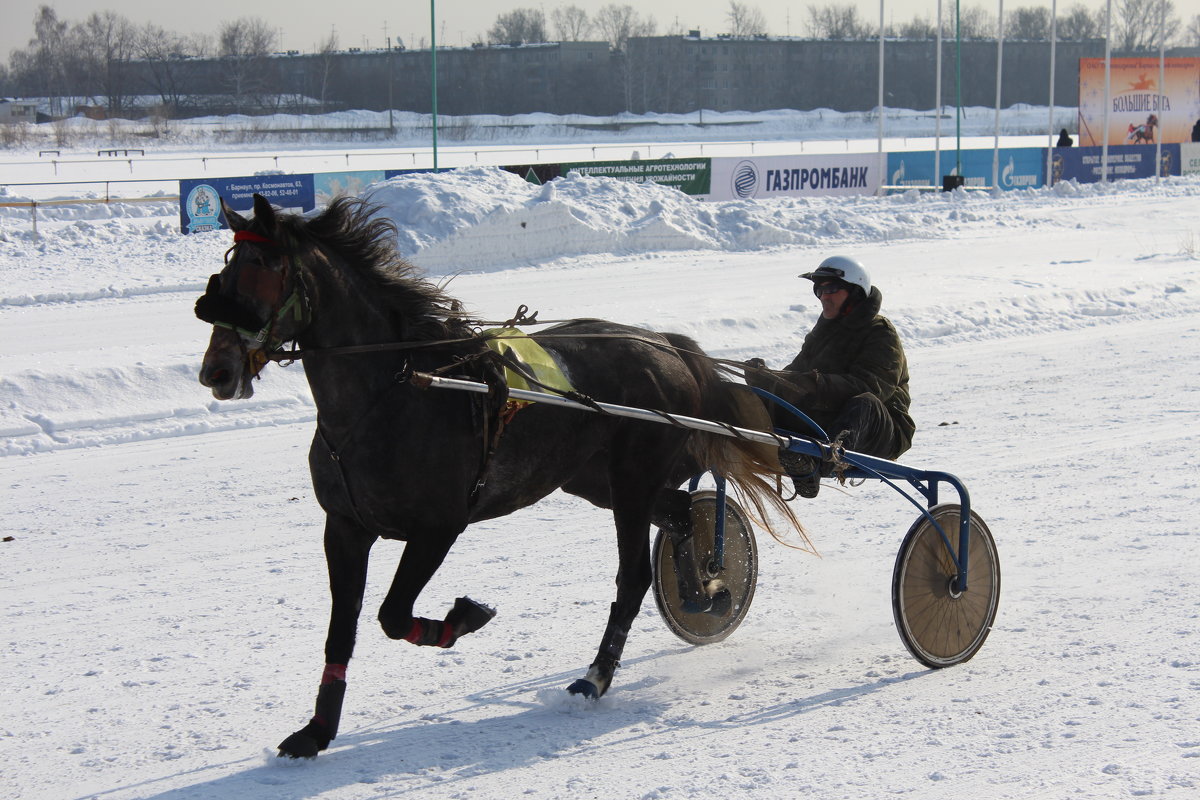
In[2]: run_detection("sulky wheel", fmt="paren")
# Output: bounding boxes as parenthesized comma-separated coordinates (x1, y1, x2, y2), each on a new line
(652, 489, 758, 645)
(892, 503, 1000, 668)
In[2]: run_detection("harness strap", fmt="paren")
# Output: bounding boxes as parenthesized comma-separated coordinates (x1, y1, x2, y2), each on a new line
(233, 230, 280, 247)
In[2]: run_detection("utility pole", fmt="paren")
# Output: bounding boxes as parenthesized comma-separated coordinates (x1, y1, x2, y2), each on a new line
(431, 0, 440, 171)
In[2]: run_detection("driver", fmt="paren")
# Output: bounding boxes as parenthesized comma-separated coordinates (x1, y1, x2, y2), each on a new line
(745, 255, 914, 498)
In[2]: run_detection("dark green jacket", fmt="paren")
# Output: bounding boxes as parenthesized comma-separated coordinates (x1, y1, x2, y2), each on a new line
(761, 286, 914, 455)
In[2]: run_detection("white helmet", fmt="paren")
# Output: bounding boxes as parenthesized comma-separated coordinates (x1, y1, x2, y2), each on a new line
(800, 255, 871, 294)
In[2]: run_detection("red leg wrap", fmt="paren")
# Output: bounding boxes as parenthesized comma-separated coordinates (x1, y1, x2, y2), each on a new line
(403, 618, 455, 647)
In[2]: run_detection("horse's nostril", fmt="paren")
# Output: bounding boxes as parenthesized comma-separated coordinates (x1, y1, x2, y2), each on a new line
(202, 366, 229, 386)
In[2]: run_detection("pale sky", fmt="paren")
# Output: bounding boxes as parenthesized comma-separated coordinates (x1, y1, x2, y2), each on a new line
(3, 0, 1115, 65)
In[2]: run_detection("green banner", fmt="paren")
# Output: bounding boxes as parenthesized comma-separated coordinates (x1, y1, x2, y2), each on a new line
(561, 158, 711, 195)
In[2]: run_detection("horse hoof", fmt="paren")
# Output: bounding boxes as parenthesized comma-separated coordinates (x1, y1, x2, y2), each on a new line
(566, 678, 602, 699)
(680, 596, 714, 614)
(447, 596, 497, 637)
(706, 588, 733, 618)
(277, 731, 321, 759)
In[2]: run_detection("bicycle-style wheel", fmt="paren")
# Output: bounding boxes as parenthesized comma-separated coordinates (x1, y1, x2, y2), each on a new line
(892, 503, 1000, 668)
(652, 489, 758, 645)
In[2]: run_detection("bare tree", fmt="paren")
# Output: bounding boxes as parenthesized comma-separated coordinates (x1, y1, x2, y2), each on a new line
(1115, 0, 1178, 51)
(217, 16, 278, 111)
(804, 4, 871, 39)
(897, 15, 937, 39)
(488, 8, 548, 44)
(315, 31, 339, 113)
(13, 6, 73, 113)
(727, 2, 767, 38)
(1008, 7, 1050, 40)
(552, 6, 593, 41)
(137, 24, 207, 115)
(958, 5, 997, 39)
(1058, 4, 1103, 39)
(1186, 13, 1200, 46)
(595, 4, 657, 52)
(76, 12, 138, 113)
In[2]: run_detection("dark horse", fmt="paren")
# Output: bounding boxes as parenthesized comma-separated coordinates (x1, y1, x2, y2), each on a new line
(197, 194, 793, 759)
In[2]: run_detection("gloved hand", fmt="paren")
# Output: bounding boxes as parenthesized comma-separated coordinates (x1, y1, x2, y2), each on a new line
(778, 370, 820, 398)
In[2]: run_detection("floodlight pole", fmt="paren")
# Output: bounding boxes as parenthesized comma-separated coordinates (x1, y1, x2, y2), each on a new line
(992, 0, 1005, 190)
(431, 0, 440, 172)
(1102, 0, 1111, 183)
(1156, 0, 1165, 181)
(936, 0, 943, 183)
(1047, 0, 1057, 185)
(877, 0, 885, 195)
(955, 0, 962, 177)
(387, 36, 395, 133)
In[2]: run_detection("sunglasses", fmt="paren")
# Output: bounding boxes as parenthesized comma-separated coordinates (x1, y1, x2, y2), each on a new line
(813, 283, 845, 297)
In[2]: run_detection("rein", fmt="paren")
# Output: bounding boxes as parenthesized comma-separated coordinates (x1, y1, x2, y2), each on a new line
(198, 231, 753, 388)
(261, 328, 754, 382)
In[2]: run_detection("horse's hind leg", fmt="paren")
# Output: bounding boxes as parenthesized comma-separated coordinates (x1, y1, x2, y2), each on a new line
(568, 439, 678, 699)
(278, 514, 374, 759)
(568, 498, 655, 699)
(652, 488, 710, 605)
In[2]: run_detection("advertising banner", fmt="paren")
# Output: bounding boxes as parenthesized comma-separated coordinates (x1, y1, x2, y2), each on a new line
(708, 154, 879, 200)
(560, 158, 712, 195)
(314, 170, 385, 205)
(502, 164, 564, 184)
(1182, 143, 1200, 176)
(1048, 144, 1179, 184)
(1079, 58, 1200, 146)
(887, 148, 1044, 190)
(179, 174, 315, 234)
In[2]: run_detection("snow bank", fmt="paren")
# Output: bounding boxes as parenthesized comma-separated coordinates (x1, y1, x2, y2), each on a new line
(2, 168, 1198, 456)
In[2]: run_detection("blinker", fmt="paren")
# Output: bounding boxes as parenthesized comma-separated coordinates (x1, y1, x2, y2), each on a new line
(236, 262, 285, 307)
(194, 273, 268, 333)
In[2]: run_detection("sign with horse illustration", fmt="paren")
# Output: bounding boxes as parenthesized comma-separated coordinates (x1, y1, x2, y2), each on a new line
(1078, 58, 1200, 147)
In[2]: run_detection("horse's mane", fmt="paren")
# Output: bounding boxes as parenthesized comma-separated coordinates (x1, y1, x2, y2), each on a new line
(275, 196, 474, 341)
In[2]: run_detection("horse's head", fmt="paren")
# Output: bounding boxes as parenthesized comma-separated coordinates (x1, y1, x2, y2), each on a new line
(196, 194, 310, 400)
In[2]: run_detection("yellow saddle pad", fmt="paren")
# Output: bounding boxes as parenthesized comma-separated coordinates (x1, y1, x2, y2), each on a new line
(482, 327, 575, 406)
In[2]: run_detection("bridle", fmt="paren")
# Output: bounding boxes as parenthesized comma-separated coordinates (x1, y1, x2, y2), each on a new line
(195, 229, 311, 376)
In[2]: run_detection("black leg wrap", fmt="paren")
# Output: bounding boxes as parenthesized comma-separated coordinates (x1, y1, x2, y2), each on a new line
(567, 605, 627, 699)
(314, 679, 347, 740)
(277, 680, 345, 759)
(597, 606, 629, 664)
(407, 617, 450, 647)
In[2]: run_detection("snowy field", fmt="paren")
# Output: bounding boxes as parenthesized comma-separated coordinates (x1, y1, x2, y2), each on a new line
(2, 125, 1200, 798)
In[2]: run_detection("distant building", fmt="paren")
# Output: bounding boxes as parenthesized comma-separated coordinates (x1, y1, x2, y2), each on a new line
(0, 98, 38, 123)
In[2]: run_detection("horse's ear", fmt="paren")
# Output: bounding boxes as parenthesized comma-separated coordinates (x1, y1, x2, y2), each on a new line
(252, 193, 278, 231)
(221, 197, 248, 231)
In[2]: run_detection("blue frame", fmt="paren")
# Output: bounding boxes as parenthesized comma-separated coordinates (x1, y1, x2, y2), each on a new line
(702, 387, 974, 593)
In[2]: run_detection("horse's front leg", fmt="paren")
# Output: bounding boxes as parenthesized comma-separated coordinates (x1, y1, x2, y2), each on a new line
(377, 532, 497, 650)
(278, 514, 374, 759)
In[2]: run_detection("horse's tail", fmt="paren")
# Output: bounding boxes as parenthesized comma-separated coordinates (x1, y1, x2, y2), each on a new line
(663, 333, 815, 553)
